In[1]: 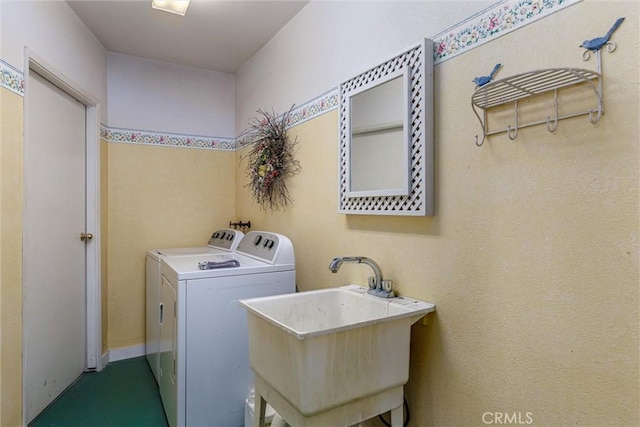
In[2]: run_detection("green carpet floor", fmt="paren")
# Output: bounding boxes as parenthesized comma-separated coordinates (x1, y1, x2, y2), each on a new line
(29, 356, 168, 427)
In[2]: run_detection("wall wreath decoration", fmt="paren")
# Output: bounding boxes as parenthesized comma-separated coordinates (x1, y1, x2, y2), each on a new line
(243, 106, 301, 211)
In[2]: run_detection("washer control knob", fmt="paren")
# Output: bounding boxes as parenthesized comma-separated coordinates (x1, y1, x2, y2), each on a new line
(253, 235, 262, 245)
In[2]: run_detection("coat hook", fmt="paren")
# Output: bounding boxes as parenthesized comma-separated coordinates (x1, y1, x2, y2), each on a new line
(475, 134, 486, 147)
(507, 100, 519, 140)
(547, 89, 559, 132)
(588, 108, 602, 125)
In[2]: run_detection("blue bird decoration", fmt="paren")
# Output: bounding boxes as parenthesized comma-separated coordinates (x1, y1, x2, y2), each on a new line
(473, 63, 502, 87)
(580, 17, 625, 51)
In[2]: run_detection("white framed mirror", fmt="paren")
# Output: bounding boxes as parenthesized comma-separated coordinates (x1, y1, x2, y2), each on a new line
(346, 67, 410, 197)
(338, 38, 434, 216)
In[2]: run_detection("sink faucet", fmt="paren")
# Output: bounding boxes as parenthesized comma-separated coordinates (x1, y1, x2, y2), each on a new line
(329, 257, 394, 298)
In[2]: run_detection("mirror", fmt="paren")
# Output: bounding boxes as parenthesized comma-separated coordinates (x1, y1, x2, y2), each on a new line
(338, 38, 433, 216)
(346, 67, 410, 197)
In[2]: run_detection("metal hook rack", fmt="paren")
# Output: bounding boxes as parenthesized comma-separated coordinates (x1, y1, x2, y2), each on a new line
(229, 221, 251, 232)
(471, 43, 615, 147)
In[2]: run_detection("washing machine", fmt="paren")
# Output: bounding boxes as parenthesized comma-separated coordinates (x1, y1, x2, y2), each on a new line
(159, 231, 296, 427)
(146, 229, 244, 383)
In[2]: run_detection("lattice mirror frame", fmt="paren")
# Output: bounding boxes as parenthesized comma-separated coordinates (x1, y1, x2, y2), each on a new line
(338, 38, 434, 216)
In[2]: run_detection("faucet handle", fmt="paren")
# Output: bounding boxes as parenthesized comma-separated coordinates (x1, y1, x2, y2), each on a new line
(381, 280, 393, 293)
(366, 279, 395, 298)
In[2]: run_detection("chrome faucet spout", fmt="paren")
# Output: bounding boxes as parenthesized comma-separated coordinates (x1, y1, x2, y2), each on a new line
(328, 257, 346, 273)
(328, 256, 393, 297)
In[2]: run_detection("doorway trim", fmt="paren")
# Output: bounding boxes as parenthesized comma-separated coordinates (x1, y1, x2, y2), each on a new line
(22, 47, 102, 423)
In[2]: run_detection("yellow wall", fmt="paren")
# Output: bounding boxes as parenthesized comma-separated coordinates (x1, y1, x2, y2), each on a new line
(0, 88, 24, 427)
(235, 2, 639, 425)
(106, 143, 236, 348)
(0, 90, 111, 426)
(1, 1, 638, 425)
(100, 139, 109, 354)
(0, 88, 238, 423)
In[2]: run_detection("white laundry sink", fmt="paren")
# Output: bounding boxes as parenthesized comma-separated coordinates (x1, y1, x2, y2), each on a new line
(239, 285, 435, 424)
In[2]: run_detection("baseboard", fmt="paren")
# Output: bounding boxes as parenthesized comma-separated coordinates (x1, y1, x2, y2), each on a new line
(101, 351, 110, 369)
(108, 343, 146, 363)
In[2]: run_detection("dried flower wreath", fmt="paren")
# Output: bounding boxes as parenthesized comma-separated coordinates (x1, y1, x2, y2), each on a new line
(242, 106, 301, 211)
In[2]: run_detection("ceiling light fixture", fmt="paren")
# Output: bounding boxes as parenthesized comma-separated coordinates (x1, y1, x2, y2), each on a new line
(151, 0, 190, 16)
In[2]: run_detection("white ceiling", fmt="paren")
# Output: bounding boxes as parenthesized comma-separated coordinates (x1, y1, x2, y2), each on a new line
(66, 0, 309, 74)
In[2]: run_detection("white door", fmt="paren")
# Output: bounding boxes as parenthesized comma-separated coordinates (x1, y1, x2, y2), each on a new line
(24, 70, 87, 423)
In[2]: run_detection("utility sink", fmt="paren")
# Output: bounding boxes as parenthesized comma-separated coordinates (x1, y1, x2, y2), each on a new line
(239, 285, 435, 427)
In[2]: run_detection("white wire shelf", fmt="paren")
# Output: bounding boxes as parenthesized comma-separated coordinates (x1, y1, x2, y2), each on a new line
(470, 54, 607, 147)
(471, 68, 600, 109)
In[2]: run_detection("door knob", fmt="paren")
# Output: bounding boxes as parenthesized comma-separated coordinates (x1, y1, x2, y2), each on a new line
(80, 232, 94, 242)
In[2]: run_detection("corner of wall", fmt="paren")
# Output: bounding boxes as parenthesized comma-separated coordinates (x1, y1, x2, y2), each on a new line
(0, 85, 25, 427)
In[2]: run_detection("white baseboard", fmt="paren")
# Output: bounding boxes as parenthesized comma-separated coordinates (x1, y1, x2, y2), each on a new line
(108, 343, 146, 363)
(101, 351, 109, 370)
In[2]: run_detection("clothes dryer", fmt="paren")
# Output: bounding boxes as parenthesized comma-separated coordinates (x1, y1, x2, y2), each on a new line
(159, 231, 295, 427)
(146, 229, 244, 383)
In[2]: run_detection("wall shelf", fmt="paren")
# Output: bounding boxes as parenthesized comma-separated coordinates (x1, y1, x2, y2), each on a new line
(471, 46, 615, 147)
(352, 120, 403, 135)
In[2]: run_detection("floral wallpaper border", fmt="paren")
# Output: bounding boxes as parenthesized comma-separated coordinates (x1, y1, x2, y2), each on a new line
(236, 88, 340, 150)
(100, 125, 236, 151)
(287, 88, 340, 129)
(432, 0, 581, 64)
(1, 0, 580, 151)
(0, 59, 25, 96)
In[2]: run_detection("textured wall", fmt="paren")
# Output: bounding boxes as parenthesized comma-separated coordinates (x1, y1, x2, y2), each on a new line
(1, 0, 638, 425)
(107, 143, 236, 349)
(1, 8, 107, 412)
(234, 1, 492, 134)
(107, 52, 235, 137)
(0, 88, 24, 427)
(101, 140, 109, 354)
(0, 0, 107, 122)
(235, 1, 639, 425)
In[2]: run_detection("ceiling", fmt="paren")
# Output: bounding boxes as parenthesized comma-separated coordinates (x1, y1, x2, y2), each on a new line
(66, 0, 309, 74)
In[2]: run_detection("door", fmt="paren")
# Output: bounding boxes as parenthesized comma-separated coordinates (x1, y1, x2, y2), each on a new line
(24, 70, 87, 423)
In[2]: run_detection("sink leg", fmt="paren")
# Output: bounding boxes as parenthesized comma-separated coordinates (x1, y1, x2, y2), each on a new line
(391, 404, 403, 427)
(253, 393, 267, 427)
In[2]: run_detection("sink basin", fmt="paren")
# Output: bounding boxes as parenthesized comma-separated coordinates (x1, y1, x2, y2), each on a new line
(239, 285, 435, 425)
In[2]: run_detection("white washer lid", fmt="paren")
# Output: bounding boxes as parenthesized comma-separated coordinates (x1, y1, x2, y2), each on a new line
(154, 246, 225, 257)
(161, 253, 294, 281)
(147, 246, 226, 262)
